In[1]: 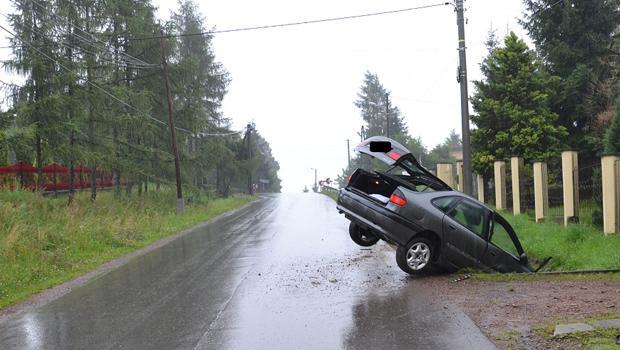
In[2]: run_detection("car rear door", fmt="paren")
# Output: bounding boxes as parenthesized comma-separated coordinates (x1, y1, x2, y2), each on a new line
(441, 199, 490, 269)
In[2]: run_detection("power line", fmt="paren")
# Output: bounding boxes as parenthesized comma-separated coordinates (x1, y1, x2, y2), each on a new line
(1, 14, 157, 70)
(0, 23, 193, 134)
(27, 0, 157, 67)
(122, 2, 451, 41)
(530, 0, 564, 16)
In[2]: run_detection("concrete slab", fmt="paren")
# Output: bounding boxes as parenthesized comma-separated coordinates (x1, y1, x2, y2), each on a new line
(553, 323, 594, 336)
(593, 318, 620, 329)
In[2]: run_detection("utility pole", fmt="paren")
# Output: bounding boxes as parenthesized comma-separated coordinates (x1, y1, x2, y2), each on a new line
(310, 168, 318, 192)
(246, 123, 253, 195)
(385, 93, 390, 138)
(346, 139, 351, 167)
(455, 0, 473, 196)
(159, 29, 184, 214)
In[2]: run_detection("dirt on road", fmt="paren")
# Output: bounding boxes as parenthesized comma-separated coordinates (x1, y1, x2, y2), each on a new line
(420, 275, 620, 349)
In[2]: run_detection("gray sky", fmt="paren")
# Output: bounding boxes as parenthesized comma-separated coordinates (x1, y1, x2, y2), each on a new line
(1, 0, 531, 192)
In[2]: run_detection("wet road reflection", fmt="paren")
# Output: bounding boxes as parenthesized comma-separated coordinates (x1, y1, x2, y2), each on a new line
(0, 193, 495, 349)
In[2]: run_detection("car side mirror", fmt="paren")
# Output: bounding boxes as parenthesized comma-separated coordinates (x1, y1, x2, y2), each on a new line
(369, 141, 392, 153)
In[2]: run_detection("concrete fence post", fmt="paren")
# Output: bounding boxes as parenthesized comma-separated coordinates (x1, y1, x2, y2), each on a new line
(601, 154, 620, 235)
(561, 151, 579, 226)
(436, 163, 454, 188)
(510, 157, 523, 215)
(477, 174, 485, 203)
(456, 160, 463, 192)
(494, 161, 507, 210)
(533, 161, 549, 222)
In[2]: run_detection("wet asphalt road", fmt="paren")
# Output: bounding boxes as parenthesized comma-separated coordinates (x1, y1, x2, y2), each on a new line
(0, 193, 496, 350)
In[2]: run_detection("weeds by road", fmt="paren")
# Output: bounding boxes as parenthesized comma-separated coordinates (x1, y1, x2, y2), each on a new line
(505, 213, 620, 271)
(0, 189, 255, 309)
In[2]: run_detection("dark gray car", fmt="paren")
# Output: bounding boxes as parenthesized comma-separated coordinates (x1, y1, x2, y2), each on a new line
(336, 136, 532, 275)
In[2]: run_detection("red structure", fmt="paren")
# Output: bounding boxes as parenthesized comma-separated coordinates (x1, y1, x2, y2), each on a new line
(0, 162, 116, 192)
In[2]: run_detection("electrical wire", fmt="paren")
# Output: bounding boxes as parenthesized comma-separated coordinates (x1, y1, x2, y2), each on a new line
(530, 0, 564, 16)
(27, 0, 157, 67)
(2, 14, 157, 70)
(119, 2, 451, 41)
(0, 23, 193, 134)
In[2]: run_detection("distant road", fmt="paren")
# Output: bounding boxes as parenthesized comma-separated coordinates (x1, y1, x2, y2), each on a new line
(0, 193, 496, 350)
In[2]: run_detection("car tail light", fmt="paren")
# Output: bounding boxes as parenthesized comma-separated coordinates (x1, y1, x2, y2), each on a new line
(389, 194, 406, 206)
(348, 175, 352, 182)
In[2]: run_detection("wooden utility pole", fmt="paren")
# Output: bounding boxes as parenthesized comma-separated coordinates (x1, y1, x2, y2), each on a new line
(455, 0, 473, 196)
(246, 123, 253, 195)
(385, 92, 390, 138)
(346, 139, 351, 167)
(159, 29, 184, 214)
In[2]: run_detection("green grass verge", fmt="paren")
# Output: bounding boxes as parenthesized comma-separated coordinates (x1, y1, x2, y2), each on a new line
(472, 271, 620, 282)
(501, 212, 620, 271)
(0, 189, 255, 309)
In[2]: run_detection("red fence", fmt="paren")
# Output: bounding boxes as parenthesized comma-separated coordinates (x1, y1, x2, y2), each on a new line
(0, 162, 117, 191)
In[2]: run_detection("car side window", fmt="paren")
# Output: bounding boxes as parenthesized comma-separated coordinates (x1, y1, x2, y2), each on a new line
(431, 196, 457, 213)
(490, 216, 519, 257)
(447, 200, 486, 237)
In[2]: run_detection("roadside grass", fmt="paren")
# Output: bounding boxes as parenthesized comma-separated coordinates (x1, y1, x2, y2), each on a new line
(0, 189, 255, 309)
(501, 212, 620, 271)
(472, 271, 620, 282)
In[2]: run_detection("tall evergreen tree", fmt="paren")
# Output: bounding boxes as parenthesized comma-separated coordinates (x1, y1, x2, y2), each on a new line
(354, 71, 409, 145)
(471, 32, 567, 174)
(605, 88, 620, 153)
(521, 0, 620, 151)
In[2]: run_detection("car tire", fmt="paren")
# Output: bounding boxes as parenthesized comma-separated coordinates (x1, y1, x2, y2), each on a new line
(349, 223, 379, 247)
(396, 237, 435, 275)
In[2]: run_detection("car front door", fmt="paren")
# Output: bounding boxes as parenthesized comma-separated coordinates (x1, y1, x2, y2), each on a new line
(480, 213, 527, 272)
(442, 199, 490, 269)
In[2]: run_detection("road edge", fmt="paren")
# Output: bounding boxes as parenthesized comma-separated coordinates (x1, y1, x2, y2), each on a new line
(0, 196, 264, 321)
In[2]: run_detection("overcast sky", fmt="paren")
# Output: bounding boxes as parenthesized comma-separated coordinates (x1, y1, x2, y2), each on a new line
(1, 0, 531, 192)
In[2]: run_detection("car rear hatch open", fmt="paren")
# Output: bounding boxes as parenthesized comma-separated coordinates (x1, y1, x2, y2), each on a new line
(353, 136, 452, 190)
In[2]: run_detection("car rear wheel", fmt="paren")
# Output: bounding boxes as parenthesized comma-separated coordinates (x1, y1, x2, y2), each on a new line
(396, 237, 435, 275)
(349, 223, 379, 247)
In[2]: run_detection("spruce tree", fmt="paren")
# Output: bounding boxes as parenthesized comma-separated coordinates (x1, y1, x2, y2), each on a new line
(605, 91, 620, 153)
(471, 32, 567, 174)
(521, 0, 620, 151)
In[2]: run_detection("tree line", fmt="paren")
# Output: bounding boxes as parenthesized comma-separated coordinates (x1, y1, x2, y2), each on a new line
(0, 0, 281, 201)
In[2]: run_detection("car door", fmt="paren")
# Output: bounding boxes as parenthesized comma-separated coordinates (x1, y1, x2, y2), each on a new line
(442, 199, 490, 269)
(480, 213, 527, 272)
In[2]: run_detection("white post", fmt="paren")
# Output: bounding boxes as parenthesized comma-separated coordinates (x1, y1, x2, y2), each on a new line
(494, 161, 506, 210)
(511, 157, 523, 215)
(533, 161, 549, 223)
(561, 151, 579, 226)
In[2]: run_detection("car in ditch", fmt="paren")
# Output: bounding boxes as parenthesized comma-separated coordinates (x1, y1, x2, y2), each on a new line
(336, 136, 533, 275)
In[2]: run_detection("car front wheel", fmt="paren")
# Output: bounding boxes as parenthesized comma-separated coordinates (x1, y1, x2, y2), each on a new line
(349, 223, 379, 247)
(396, 237, 435, 275)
